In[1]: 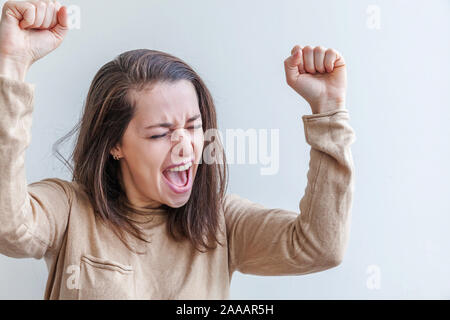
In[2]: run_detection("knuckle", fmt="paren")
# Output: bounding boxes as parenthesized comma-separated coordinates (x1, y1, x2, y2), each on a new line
(305, 65, 315, 73)
(314, 46, 326, 53)
(290, 44, 301, 54)
(4, 0, 15, 10)
(325, 50, 335, 58)
(23, 5, 35, 16)
(3, 1, 10, 11)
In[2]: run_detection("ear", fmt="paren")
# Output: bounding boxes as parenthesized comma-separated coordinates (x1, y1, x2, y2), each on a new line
(110, 143, 122, 158)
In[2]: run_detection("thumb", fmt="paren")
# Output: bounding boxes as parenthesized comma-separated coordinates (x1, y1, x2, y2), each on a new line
(284, 46, 304, 85)
(334, 52, 346, 69)
(50, 5, 69, 40)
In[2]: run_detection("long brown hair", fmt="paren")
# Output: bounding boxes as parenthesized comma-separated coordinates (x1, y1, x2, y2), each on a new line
(53, 49, 228, 253)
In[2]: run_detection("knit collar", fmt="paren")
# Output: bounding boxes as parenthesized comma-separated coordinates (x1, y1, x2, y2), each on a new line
(125, 203, 168, 224)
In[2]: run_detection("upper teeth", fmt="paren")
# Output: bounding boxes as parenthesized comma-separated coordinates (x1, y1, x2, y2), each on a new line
(167, 161, 192, 172)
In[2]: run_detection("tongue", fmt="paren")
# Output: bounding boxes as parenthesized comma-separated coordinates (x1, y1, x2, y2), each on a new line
(164, 170, 188, 186)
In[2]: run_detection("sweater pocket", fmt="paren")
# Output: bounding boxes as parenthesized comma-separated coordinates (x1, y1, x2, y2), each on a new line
(78, 254, 136, 300)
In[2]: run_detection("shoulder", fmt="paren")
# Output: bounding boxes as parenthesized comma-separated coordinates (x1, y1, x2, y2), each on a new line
(28, 177, 74, 199)
(28, 177, 89, 207)
(222, 193, 266, 216)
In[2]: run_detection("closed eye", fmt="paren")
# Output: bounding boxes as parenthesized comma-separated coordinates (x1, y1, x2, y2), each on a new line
(188, 124, 203, 130)
(150, 133, 168, 139)
(150, 124, 202, 139)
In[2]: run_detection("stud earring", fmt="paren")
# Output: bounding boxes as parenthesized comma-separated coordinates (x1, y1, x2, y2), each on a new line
(113, 154, 120, 161)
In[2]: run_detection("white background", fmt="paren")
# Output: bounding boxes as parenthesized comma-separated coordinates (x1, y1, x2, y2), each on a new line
(0, 0, 449, 299)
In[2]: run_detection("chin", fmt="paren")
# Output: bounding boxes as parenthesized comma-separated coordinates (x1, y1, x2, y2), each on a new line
(165, 194, 191, 208)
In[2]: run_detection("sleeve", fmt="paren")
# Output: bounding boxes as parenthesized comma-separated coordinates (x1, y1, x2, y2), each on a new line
(224, 108, 356, 276)
(0, 75, 72, 260)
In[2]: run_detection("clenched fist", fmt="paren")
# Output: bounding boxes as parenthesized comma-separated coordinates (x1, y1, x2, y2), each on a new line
(0, 0, 69, 81)
(284, 45, 347, 114)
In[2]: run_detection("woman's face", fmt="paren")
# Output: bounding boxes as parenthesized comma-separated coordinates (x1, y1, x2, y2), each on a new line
(111, 80, 204, 209)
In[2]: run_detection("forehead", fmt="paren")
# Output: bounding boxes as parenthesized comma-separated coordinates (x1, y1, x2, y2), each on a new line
(129, 80, 200, 125)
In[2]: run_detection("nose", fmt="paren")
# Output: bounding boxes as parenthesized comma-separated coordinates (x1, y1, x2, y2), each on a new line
(171, 128, 194, 162)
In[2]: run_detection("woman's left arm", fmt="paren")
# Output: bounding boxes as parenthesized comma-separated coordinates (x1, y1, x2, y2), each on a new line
(224, 45, 356, 276)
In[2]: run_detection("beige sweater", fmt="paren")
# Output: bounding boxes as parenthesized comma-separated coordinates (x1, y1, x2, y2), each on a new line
(0, 75, 355, 300)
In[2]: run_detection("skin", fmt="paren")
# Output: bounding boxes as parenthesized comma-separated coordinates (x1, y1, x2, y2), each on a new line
(0, 0, 68, 81)
(284, 45, 347, 114)
(110, 81, 205, 209)
(0, 0, 347, 209)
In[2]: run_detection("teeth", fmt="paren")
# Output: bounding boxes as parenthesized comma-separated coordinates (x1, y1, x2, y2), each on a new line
(167, 161, 192, 172)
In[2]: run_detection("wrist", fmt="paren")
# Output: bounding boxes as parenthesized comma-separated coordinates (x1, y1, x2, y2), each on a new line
(310, 97, 346, 114)
(0, 56, 30, 81)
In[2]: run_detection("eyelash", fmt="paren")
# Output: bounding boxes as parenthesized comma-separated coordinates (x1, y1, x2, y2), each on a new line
(150, 124, 203, 139)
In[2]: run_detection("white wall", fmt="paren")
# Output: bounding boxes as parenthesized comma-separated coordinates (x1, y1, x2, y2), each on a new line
(0, 0, 449, 299)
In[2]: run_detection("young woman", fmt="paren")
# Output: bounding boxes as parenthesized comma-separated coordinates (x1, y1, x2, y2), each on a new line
(0, 0, 355, 299)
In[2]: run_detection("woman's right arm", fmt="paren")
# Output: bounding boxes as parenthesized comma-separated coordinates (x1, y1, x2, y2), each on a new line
(0, 0, 71, 259)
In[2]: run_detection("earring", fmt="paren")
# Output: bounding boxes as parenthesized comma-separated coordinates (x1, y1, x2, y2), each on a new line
(113, 154, 120, 161)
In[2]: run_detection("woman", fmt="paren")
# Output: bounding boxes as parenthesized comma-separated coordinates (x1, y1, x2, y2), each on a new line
(0, 0, 355, 299)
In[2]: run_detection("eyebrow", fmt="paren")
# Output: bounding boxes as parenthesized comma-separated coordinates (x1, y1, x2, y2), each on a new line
(144, 114, 202, 129)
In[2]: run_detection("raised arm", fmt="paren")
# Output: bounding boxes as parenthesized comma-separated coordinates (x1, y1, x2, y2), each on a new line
(0, 0, 70, 259)
(225, 45, 355, 276)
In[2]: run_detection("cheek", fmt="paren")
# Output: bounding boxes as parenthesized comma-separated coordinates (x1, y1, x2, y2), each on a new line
(133, 143, 168, 174)
(194, 133, 205, 159)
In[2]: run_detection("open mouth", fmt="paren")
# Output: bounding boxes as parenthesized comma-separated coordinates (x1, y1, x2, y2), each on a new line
(162, 162, 193, 194)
